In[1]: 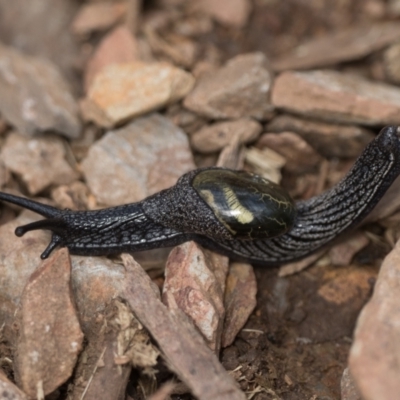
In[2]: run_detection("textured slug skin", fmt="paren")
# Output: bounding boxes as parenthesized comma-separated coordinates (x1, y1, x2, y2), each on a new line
(0, 126, 399, 265)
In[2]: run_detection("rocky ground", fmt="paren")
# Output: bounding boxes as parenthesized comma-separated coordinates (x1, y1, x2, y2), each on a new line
(0, 0, 400, 399)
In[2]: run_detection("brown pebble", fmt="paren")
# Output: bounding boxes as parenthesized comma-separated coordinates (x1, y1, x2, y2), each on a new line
(184, 52, 274, 120)
(191, 118, 262, 153)
(272, 70, 400, 126)
(15, 249, 83, 398)
(1, 133, 78, 195)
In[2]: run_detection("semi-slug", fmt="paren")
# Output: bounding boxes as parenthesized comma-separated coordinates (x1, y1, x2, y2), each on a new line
(0, 126, 399, 266)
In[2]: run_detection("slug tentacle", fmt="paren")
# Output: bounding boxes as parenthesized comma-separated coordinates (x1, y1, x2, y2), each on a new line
(0, 126, 399, 265)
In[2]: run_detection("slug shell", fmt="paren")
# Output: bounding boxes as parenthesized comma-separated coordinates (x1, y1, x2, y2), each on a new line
(192, 169, 296, 240)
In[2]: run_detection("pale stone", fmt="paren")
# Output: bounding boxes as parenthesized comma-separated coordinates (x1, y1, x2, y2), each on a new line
(0, 43, 81, 138)
(191, 118, 262, 153)
(87, 61, 195, 126)
(81, 113, 195, 206)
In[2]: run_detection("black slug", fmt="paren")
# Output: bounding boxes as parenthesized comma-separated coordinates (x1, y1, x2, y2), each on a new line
(0, 126, 399, 266)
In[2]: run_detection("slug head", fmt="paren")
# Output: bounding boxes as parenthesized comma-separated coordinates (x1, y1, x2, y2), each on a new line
(192, 169, 296, 240)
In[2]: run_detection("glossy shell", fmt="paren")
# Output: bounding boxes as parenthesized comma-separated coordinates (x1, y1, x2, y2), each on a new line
(192, 169, 296, 240)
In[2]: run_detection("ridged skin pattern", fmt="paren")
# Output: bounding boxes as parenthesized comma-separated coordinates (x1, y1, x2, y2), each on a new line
(0, 126, 399, 264)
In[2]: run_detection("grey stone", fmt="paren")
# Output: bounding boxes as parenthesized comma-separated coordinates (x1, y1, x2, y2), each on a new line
(0, 43, 81, 138)
(81, 113, 195, 206)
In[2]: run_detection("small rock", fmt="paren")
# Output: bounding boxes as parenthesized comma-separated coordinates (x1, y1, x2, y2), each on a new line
(244, 147, 285, 183)
(71, 2, 127, 36)
(272, 70, 400, 126)
(51, 181, 90, 211)
(0, 371, 28, 400)
(81, 113, 195, 206)
(84, 25, 139, 92)
(145, 27, 198, 68)
(163, 242, 229, 353)
(166, 106, 207, 135)
(216, 132, 245, 170)
(383, 42, 400, 84)
(349, 239, 400, 400)
(184, 52, 274, 120)
(0, 0, 80, 83)
(272, 22, 400, 71)
(86, 61, 195, 127)
(266, 115, 375, 159)
(222, 262, 257, 348)
(191, 118, 262, 153)
(1, 133, 78, 195)
(317, 267, 375, 306)
(329, 232, 370, 267)
(341, 367, 362, 400)
(257, 131, 322, 173)
(15, 249, 84, 398)
(0, 43, 81, 138)
(0, 212, 50, 310)
(195, 0, 252, 28)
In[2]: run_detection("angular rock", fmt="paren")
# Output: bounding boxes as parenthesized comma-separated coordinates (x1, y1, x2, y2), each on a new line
(222, 263, 257, 348)
(84, 25, 139, 92)
(51, 181, 90, 211)
(0, 212, 50, 311)
(81, 113, 195, 206)
(184, 52, 274, 120)
(349, 239, 400, 400)
(163, 242, 229, 353)
(71, 256, 126, 335)
(216, 134, 245, 170)
(0, 0, 80, 83)
(0, 371, 27, 400)
(257, 131, 322, 173)
(266, 115, 375, 159)
(71, 2, 128, 36)
(166, 106, 207, 135)
(191, 118, 262, 153)
(145, 27, 198, 68)
(86, 61, 195, 127)
(272, 70, 400, 126)
(15, 249, 84, 398)
(1, 133, 78, 195)
(244, 147, 285, 183)
(0, 43, 81, 138)
(195, 0, 252, 28)
(272, 22, 400, 71)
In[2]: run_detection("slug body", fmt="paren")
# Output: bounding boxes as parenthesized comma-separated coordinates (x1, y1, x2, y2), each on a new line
(1, 126, 400, 265)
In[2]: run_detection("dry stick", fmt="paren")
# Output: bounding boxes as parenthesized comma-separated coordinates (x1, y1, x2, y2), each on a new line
(80, 346, 107, 400)
(122, 254, 246, 400)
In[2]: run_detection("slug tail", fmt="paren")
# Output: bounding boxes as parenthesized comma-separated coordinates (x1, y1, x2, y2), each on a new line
(0, 192, 60, 218)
